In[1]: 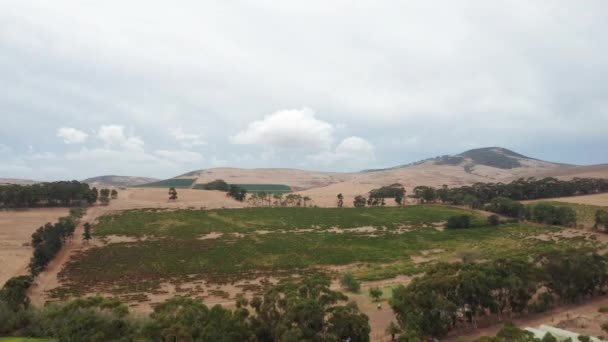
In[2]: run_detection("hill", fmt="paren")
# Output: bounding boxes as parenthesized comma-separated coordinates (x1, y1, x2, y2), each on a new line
(0, 178, 38, 185)
(83, 175, 160, 187)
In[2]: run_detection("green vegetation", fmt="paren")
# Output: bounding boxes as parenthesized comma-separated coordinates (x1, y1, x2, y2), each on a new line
(1, 276, 369, 342)
(391, 249, 608, 340)
(50, 205, 600, 300)
(445, 215, 472, 229)
(138, 178, 195, 188)
(0, 339, 56, 342)
(340, 273, 361, 293)
(525, 202, 577, 227)
(194, 179, 230, 191)
(528, 201, 607, 228)
(0, 181, 98, 207)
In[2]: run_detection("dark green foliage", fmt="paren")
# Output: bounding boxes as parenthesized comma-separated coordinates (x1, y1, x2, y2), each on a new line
(227, 185, 247, 201)
(486, 197, 525, 218)
(138, 178, 196, 188)
(0, 276, 32, 310)
(369, 287, 383, 302)
(231, 184, 291, 194)
(369, 184, 405, 199)
(110, 189, 118, 199)
(595, 209, 608, 231)
(199, 179, 230, 191)
(83, 222, 92, 242)
(42, 297, 137, 342)
(469, 321, 537, 341)
(168, 187, 178, 201)
(488, 215, 500, 226)
(458, 147, 524, 169)
(527, 203, 578, 227)
(353, 195, 366, 208)
(340, 273, 361, 293)
(337, 193, 344, 207)
(417, 177, 608, 207)
(446, 215, 471, 229)
(412, 186, 437, 203)
(0, 181, 97, 208)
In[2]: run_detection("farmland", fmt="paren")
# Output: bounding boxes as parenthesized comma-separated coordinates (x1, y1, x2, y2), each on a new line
(137, 178, 196, 188)
(193, 183, 292, 193)
(48, 205, 601, 309)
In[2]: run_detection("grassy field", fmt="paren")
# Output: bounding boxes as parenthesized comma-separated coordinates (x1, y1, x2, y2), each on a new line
(192, 183, 291, 193)
(137, 178, 195, 188)
(51, 205, 601, 300)
(0, 338, 55, 342)
(531, 201, 605, 228)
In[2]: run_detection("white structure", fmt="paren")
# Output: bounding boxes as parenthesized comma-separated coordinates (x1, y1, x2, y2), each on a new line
(524, 324, 605, 342)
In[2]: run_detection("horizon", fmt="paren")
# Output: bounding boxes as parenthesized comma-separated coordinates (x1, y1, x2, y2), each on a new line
(1, 1, 607, 181)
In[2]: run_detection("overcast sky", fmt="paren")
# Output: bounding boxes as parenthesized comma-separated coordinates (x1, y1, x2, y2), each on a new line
(1, 1, 607, 180)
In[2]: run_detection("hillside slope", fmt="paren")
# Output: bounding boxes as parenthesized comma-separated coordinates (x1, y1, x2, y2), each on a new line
(83, 175, 160, 187)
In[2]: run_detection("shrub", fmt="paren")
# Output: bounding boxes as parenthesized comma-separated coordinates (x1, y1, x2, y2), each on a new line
(487, 214, 500, 226)
(486, 197, 524, 218)
(340, 273, 361, 293)
(446, 215, 471, 229)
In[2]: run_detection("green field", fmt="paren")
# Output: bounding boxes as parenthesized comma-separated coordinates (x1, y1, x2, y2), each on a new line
(531, 201, 606, 228)
(192, 183, 291, 193)
(137, 178, 195, 188)
(52, 205, 601, 300)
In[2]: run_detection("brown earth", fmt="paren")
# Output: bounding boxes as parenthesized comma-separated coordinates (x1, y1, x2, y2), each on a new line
(0, 208, 69, 287)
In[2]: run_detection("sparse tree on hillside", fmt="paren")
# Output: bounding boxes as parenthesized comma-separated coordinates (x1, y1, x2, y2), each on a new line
(168, 187, 178, 201)
(303, 196, 311, 207)
(99, 188, 110, 205)
(337, 193, 344, 208)
(83, 222, 92, 244)
(353, 195, 366, 208)
(273, 193, 283, 206)
(110, 189, 118, 199)
(340, 273, 361, 293)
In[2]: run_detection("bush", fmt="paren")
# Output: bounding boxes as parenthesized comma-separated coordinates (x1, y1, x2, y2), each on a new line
(446, 215, 471, 229)
(340, 273, 361, 293)
(486, 197, 525, 218)
(487, 214, 500, 226)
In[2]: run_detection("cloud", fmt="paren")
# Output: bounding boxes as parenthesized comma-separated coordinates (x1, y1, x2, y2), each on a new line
(57, 127, 88, 144)
(154, 150, 202, 163)
(170, 127, 206, 148)
(231, 108, 334, 149)
(311, 136, 375, 164)
(97, 125, 144, 151)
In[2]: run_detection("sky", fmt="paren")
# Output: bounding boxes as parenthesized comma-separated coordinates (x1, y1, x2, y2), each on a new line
(1, 1, 607, 181)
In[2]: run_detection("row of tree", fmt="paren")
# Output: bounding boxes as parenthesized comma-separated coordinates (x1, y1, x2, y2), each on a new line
(28, 208, 85, 275)
(248, 192, 312, 207)
(0, 181, 118, 207)
(484, 197, 578, 227)
(1, 274, 371, 341)
(411, 177, 608, 205)
(390, 248, 608, 340)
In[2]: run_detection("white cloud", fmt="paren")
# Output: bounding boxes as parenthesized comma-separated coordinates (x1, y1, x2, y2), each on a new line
(170, 127, 206, 148)
(97, 125, 144, 151)
(57, 127, 88, 144)
(231, 108, 334, 149)
(311, 136, 375, 164)
(154, 150, 202, 163)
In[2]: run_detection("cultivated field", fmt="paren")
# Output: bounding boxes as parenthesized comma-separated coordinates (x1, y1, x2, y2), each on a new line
(0, 208, 68, 287)
(531, 193, 608, 207)
(39, 205, 604, 340)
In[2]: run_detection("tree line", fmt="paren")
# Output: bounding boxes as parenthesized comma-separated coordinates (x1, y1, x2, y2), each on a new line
(1, 273, 371, 342)
(390, 248, 608, 340)
(0, 181, 118, 207)
(411, 177, 608, 206)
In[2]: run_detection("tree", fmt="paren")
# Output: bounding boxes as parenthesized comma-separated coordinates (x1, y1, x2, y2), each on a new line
(99, 188, 110, 205)
(340, 273, 361, 293)
(110, 189, 118, 199)
(385, 321, 401, 341)
(303, 196, 311, 207)
(83, 222, 92, 244)
(353, 195, 366, 208)
(595, 209, 608, 231)
(337, 193, 344, 208)
(227, 185, 247, 202)
(0, 276, 32, 310)
(446, 215, 471, 229)
(168, 187, 178, 201)
(369, 287, 383, 302)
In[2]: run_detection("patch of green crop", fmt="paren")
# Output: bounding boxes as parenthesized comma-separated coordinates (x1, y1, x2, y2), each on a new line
(55, 205, 601, 296)
(93, 205, 481, 237)
(137, 178, 195, 188)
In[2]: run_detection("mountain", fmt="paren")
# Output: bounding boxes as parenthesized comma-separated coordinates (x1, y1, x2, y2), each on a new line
(83, 175, 160, 187)
(0, 178, 38, 185)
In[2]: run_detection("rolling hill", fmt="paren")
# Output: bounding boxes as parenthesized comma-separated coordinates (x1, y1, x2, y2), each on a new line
(83, 175, 160, 187)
